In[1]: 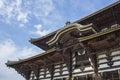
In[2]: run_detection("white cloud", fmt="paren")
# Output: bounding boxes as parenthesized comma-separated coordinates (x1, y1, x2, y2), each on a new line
(0, 39, 39, 80)
(0, 0, 55, 26)
(17, 12, 28, 23)
(0, 39, 38, 60)
(0, 39, 16, 59)
(31, 0, 54, 17)
(0, 0, 3, 8)
(0, 0, 29, 24)
(31, 24, 50, 36)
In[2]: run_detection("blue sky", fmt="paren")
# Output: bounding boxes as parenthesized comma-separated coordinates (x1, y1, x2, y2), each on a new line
(0, 0, 117, 80)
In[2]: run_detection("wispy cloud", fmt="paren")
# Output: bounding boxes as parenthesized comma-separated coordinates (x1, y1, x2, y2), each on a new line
(0, 39, 39, 60)
(0, 0, 56, 26)
(0, 0, 29, 24)
(31, 0, 54, 17)
(0, 39, 39, 80)
(0, 0, 117, 80)
(31, 24, 50, 36)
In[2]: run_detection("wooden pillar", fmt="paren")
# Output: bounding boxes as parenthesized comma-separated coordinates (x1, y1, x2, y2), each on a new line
(36, 68, 40, 80)
(86, 75, 88, 80)
(118, 69, 120, 79)
(48, 65, 55, 80)
(68, 50, 73, 80)
(60, 62, 63, 75)
(100, 72, 103, 80)
(43, 58, 48, 78)
(90, 54, 101, 80)
(44, 67, 47, 78)
(58, 48, 73, 80)
(33, 67, 40, 80)
(29, 64, 40, 80)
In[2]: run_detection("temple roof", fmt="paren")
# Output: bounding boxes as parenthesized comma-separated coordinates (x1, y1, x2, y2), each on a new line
(6, 48, 56, 66)
(6, 0, 120, 66)
(6, 25, 120, 66)
(75, 1, 120, 23)
(30, 1, 120, 51)
(5, 2, 120, 80)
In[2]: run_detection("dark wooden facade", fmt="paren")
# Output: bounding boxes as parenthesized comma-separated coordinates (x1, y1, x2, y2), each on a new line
(6, 1, 120, 80)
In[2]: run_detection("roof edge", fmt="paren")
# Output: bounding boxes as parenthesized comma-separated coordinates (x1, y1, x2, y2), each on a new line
(74, 1, 120, 23)
(30, 1, 120, 43)
(6, 48, 56, 66)
(29, 30, 58, 43)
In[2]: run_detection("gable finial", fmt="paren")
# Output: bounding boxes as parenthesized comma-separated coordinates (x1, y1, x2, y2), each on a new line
(65, 21, 71, 26)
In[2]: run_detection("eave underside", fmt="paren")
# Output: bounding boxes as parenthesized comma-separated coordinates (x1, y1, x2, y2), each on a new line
(6, 26, 120, 80)
(30, 1, 120, 51)
(6, 1, 120, 80)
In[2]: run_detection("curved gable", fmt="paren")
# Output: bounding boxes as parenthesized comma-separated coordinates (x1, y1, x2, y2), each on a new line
(46, 23, 96, 45)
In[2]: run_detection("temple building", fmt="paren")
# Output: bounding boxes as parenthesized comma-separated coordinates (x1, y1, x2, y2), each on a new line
(6, 1, 120, 80)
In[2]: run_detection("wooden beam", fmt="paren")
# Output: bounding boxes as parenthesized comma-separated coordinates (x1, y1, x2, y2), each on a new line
(68, 50, 73, 80)
(89, 54, 102, 80)
(48, 65, 55, 80)
(58, 48, 73, 80)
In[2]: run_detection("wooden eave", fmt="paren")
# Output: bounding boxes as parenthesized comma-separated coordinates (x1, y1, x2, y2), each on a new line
(6, 26, 120, 67)
(29, 1, 120, 51)
(6, 48, 56, 66)
(79, 25, 120, 42)
(29, 31, 57, 42)
(29, 30, 58, 51)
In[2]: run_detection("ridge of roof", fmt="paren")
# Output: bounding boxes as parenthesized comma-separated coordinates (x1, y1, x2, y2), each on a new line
(74, 1, 120, 23)
(6, 25, 120, 66)
(29, 29, 59, 43)
(6, 1, 120, 66)
(30, 1, 120, 43)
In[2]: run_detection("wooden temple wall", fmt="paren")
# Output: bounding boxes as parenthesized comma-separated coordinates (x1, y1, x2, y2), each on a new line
(28, 49, 120, 80)
(6, 1, 120, 80)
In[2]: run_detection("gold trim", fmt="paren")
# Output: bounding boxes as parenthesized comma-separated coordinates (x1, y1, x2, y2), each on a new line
(7, 27, 120, 66)
(29, 1, 120, 43)
(80, 26, 120, 42)
(47, 25, 94, 45)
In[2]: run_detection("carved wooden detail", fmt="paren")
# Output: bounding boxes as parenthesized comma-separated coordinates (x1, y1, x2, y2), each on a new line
(105, 50, 113, 67)
(6, 2, 120, 80)
(43, 67, 47, 78)
(89, 54, 102, 80)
